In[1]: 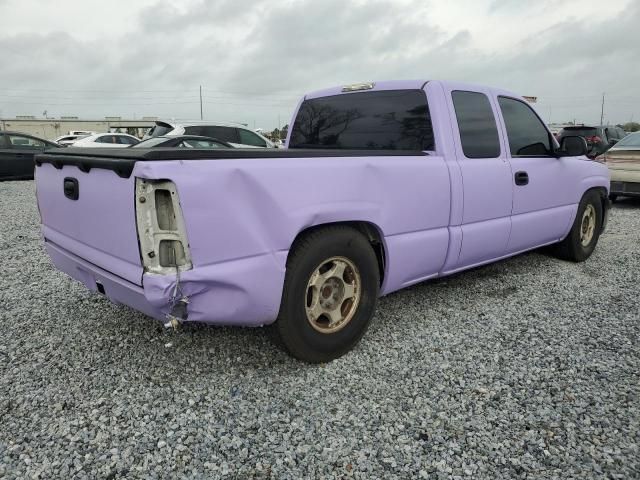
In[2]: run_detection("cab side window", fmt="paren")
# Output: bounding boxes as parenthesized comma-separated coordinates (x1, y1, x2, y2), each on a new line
(452, 90, 501, 158)
(498, 96, 552, 157)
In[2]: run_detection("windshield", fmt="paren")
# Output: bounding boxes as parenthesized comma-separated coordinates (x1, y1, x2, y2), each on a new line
(614, 132, 640, 148)
(132, 137, 169, 148)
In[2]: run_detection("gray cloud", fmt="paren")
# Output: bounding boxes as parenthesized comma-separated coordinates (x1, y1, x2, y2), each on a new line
(0, 0, 638, 128)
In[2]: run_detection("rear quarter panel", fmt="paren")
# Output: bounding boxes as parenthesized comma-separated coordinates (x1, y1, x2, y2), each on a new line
(133, 155, 451, 324)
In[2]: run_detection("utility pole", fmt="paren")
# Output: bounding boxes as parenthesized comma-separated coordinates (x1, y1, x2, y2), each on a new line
(199, 85, 203, 120)
(600, 92, 605, 125)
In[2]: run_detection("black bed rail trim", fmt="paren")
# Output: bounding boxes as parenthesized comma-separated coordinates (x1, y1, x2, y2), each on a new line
(35, 148, 429, 178)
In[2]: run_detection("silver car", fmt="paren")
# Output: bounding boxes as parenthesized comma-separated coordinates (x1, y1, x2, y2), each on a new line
(144, 121, 277, 149)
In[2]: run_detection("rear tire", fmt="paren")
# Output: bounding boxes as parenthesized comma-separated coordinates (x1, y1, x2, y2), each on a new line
(552, 190, 603, 262)
(275, 226, 380, 363)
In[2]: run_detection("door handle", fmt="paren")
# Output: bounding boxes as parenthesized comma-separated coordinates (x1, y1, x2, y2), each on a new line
(514, 171, 529, 186)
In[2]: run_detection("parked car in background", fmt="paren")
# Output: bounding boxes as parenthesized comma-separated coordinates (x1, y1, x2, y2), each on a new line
(35, 80, 609, 362)
(69, 130, 96, 136)
(54, 134, 90, 147)
(558, 125, 626, 158)
(0, 131, 58, 180)
(145, 121, 277, 148)
(132, 135, 233, 149)
(597, 131, 640, 201)
(71, 133, 140, 148)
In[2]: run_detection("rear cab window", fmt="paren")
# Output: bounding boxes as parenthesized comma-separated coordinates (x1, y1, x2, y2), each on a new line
(289, 89, 434, 150)
(451, 90, 501, 158)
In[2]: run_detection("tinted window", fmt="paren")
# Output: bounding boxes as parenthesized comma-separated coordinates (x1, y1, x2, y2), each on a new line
(498, 97, 552, 156)
(95, 135, 114, 143)
(186, 126, 240, 143)
(238, 129, 267, 147)
(452, 91, 501, 158)
(9, 135, 44, 148)
(289, 89, 434, 150)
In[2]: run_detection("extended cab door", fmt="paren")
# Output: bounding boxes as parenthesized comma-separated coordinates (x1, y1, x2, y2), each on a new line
(496, 96, 575, 253)
(444, 87, 513, 270)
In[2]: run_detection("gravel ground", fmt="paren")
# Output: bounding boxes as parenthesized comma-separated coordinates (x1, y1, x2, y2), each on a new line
(0, 180, 639, 479)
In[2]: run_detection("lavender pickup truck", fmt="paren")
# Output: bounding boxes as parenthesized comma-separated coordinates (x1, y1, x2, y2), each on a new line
(35, 80, 610, 362)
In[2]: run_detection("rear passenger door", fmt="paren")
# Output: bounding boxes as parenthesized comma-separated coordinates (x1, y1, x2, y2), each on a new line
(447, 88, 513, 269)
(496, 96, 575, 252)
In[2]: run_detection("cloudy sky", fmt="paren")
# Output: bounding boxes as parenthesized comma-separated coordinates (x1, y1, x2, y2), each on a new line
(1, 0, 638, 130)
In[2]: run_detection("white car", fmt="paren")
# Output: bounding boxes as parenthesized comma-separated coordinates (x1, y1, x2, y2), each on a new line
(144, 121, 277, 148)
(71, 133, 140, 148)
(54, 134, 91, 147)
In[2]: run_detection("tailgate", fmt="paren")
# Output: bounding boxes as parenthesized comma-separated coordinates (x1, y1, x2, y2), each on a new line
(36, 162, 143, 285)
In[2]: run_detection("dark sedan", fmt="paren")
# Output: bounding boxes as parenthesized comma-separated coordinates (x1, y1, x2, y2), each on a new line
(0, 131, 59, 180)
(132, 135, 234, 149)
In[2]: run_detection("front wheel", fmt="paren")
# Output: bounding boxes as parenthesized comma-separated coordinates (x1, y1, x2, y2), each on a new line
(275, 226, 380, 363)
(552, 190, 603, 262)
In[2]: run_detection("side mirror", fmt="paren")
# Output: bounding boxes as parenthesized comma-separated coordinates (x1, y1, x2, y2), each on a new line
(558, 136, 588, 157)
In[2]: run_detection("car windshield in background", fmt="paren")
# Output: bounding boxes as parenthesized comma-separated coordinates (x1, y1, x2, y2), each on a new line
(132, 137, 169, 148)
(289, 89, 434, 150)
(179, 139, 226, 148)
(615, 132, 640, 148)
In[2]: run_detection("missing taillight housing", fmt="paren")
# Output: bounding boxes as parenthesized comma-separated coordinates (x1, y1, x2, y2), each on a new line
(135, 179, 192, 274)
(155, 189, 177, 231)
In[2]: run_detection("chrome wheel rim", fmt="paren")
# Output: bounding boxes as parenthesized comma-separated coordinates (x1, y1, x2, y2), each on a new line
(305, 256, 361, 334)
(580, 204, 596, 246)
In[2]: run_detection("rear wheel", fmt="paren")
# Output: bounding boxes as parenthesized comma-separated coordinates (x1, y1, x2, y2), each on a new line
(552, 190, 603, 262)
(275, 226, 380, 363)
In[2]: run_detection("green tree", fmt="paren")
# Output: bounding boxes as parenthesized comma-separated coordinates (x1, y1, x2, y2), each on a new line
(623, 122, 640, 132)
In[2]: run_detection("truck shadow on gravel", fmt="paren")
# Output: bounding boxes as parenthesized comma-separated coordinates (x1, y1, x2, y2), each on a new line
(611, 197, 640, 209)
(110, 248, 553, 370)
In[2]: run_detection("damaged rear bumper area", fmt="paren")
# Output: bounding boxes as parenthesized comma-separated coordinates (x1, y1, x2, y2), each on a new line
(45, 239, 287, 327)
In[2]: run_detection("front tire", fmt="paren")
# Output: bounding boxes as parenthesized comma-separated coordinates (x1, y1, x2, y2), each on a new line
(276, 226, 380, 363)
(552, 190, 603, 262)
